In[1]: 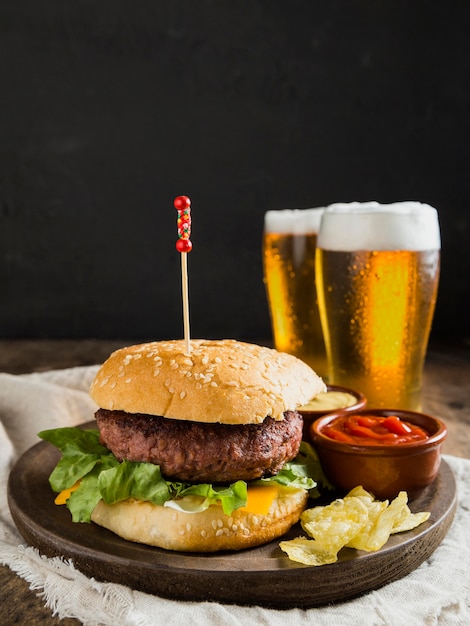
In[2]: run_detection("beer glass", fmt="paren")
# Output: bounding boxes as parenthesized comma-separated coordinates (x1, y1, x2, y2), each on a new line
(315, 202, 441, 410)
(263, 208, 327, 378)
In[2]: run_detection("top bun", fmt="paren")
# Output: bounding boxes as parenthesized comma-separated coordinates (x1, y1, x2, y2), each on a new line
(90, 339, 325, 425)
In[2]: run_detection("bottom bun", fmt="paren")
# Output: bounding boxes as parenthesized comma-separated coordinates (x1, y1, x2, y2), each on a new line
(91, 487, 308, 552)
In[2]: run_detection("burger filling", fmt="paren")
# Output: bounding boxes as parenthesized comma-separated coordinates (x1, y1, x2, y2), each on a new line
(39, 416, 328, 524)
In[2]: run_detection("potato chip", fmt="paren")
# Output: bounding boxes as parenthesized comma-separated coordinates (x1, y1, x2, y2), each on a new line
(345, 486, 375, 503)
(391, 510, 430, 533)
(279, 537, 338, 566)
(280, 486, 431, 565)
(300, 497, 369, 554)
(354, 491, 410, 551)
(345, 499, 388, 550)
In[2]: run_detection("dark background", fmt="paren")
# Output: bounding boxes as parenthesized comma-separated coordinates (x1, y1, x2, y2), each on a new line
(1, 1, 469, 345)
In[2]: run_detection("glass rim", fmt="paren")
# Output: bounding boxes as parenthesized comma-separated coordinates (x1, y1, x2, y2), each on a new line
(323, 201, 438, 216)
(264, 207, 325, 234)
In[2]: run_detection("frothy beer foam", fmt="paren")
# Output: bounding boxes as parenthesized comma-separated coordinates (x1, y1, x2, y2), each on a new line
(264, 208, 324, 235)
(317, 201, 441, 251)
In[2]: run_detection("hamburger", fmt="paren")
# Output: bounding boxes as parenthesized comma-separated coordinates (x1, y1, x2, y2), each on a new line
(39, 339, 326, 552)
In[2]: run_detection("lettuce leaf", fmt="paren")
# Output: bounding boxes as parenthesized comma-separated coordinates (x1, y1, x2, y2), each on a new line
(255, 441, 334, 499)
(67, 468, 105, 523)
(98, 460, 171, 505)
(173, 480, 248, 516)
(39, 428, 119, 492)
(38, 427, 324, 523)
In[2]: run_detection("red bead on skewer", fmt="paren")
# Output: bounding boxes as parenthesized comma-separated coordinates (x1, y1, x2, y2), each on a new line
(174, 195, 191, 211)
(176, 238, 193, 253)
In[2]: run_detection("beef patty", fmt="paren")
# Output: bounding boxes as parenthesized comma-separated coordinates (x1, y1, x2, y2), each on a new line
(95, 408, 303, 483)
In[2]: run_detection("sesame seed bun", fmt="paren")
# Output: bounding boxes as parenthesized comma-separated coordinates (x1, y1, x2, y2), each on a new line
(91, 486, 308, 552)
(90, 339, 325, 425)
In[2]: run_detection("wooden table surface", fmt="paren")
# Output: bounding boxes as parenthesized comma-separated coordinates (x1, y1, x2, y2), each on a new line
(1, 338, 469, 624)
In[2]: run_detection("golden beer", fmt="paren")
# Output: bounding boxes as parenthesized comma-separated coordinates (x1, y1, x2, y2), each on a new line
(263, 209, 327, 377)
(316, 202, 441, 410)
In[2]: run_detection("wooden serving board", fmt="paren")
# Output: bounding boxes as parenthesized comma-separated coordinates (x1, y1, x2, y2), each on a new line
(8, 433, 457, 609)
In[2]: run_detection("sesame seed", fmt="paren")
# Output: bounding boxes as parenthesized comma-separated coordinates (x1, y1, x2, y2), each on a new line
(186, 522, 192, 531)
(226, 381, 239, 388)
(110, 381, 117, 389)
(217, 519, 223, 528)
(200, 530, 207, 538)
(125, 378, 132, 383)
(164, 379, 171, 387)
(214, 357, 222, 363)
(202, 356, 209, 365)
(210, 381, 218, 387)
(211, 520, 218, 530)
(216, 529, 224, 537)
(243, 528, 250, 536)
(153, 369, 160, 377)
(169, 387, 175, 394)
(196, 383, 202, 390)
(180, 391, 186, 399)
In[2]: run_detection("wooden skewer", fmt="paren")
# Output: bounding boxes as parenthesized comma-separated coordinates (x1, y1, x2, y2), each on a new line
(180, 251, 191, 356)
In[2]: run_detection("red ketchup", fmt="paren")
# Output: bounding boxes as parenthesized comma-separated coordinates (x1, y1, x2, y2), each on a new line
(321, 414, 429, 445)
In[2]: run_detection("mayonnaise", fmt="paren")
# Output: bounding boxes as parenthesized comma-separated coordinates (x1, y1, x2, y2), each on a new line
(299, 391, 358, 413)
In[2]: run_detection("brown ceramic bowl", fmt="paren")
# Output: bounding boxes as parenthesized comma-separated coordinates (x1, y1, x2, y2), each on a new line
(298, 384, 367, 442)
(311, 408, 447, 500)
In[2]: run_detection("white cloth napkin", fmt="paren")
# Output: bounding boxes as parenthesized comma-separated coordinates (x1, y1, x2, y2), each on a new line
(0, 366, 469, 626)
